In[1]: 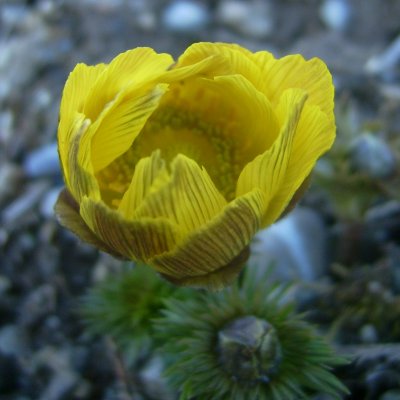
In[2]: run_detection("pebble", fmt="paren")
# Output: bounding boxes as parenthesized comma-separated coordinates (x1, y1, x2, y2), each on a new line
(0, 275, 11, 295)
(360, 324, 379, 344)
(23, 142, 60, 178)
(19, 284, 56, 327)
(380, 390, 400, 400)
(365, 35, 400, 80)
(0, 4, 30, 32)
(249, 207, 328, 282)
(350, 133, 397, 179)
(1, 181, 49, 227)
(140, 356, 174, 400)
(0, 162, 22, 206)
(0, 29, 46, 103)
(31, 346, 80, 400)
(319, 0, 351, 32)
(0, 110, 14, 144)
(161, 0, 209, 32)
(0, 325, 28, 357)
(366, 369, 400, 396)
(135, 10, 157, 30)
(39, 371, 79, 400)
(217, 0, 273, 39)
(40, 186, 63, 219)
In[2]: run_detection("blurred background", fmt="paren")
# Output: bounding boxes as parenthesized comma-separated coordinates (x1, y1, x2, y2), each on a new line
(0, 0, 400, 399)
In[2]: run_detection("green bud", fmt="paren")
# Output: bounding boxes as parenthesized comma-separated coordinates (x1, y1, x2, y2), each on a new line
(218, 315, 281, 384)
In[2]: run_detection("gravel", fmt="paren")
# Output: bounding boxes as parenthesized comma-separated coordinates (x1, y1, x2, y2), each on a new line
(1, 0, 400, 399)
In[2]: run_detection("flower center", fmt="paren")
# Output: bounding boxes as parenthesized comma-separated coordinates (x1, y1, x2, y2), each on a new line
(96, 77, 266, 207)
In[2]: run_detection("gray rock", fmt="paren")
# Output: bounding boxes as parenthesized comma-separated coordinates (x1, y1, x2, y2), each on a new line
(380, 390, 400, 400)
(0, 162, 22, 206)
(0, 325, 28, 357)
(1, 181, 49, 228)
(217, 0, 273, 39)
(161, 0, 210, 32)
(249, 207, 328, 282)
(31, 346, 81, 400)
(366, 35, 400, 79)
(0, 275, 11, 295)
(19, 284, 56, 327)
(40, 186, 63, 219)
(39, 371, 79, 400)
(0, 110, 14, 144)
(140, 356, 174, 400)
(135, 10, 157, 31)
(360, 324, 379, 344)
(0, 4, 30, 32)
(291, 31, 378, 77)
(320, 0, 351, 32)
(350, 133, 397, 179)
(23, 142, 60, 178)
(0, 8, 72, 105)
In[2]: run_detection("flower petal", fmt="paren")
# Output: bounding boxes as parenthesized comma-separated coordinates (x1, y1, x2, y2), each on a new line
(87, 83, 168, 172)
(176, 42, 263, 85)
(54, 189, 120, 257)
(253, 52, 334, 120)
(200, 74, 279, 153)
(83, 48, 173, 121)
(66, 113, 100, 202)
(58, 63, 106, 182)
(134, 154, 227, 234)
(80, 197, 181, 261)
(264, 103, 335, 226)
(118, 150, 167, 218)
(161, 55, 225, 83)
(149, 189, 266, 290)
(236, 89, 308, 226)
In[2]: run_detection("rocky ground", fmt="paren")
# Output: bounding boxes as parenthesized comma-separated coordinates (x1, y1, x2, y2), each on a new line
(0, 0, 400, 399)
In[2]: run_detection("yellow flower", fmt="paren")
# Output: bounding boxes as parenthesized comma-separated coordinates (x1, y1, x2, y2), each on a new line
(55, 42, 335, 289)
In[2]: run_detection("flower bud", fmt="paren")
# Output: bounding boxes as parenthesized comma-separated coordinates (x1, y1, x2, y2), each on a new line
(218, 315, 281, 383)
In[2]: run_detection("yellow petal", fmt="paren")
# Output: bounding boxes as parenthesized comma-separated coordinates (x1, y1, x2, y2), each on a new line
(54, 189, 121, 258)
(264, 103, 335, 226)
(176, 42, 263, 85)
(118, 150, 167, 218)
(58, 63, 106, 182)
(80, 196, 181, 261)
(65, 113, 100, 202)
(161, 55, 225, 83)
(83, 48, 173, 121)
(134, 154, 227, 235)
(149, 188, 266, 290)
(253, 52, 334, 120)
(87, 83, 168, 172)
(200, 74, 279, 152)
(160, 247, 250, 290)
(236, 89, 308, 221)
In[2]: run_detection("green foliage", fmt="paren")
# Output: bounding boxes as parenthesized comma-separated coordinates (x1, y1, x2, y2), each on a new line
(155, 270, 348, 400)
(82, 264, 347, 399)
(81, 263, 188, 351)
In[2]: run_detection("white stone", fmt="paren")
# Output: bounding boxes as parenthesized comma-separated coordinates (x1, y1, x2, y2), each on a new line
(162, 0, 209, 32)
(350, 132, 396, 179)
(23, 142, 60, 178)
(320, 0, 351, 32)
(365, 35, 400, 76)
(249, 207, 328, 282)
(217, 0, 273, 38)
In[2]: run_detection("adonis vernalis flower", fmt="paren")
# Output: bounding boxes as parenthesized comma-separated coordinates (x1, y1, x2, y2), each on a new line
(55, 42, 335, 289)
